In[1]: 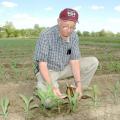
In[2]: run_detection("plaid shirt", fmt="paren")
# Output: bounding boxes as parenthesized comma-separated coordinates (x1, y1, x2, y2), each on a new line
(34, 25, 80, 74)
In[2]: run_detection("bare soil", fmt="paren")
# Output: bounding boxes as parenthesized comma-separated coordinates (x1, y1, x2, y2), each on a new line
(0, 74, 120, 120)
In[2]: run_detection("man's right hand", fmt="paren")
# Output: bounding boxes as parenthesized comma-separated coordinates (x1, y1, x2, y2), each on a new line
(52, 87, 67, 99)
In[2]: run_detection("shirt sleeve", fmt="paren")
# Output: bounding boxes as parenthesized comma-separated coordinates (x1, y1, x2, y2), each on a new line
(70, 33, 81, 60)
(34, 32, 49, 62)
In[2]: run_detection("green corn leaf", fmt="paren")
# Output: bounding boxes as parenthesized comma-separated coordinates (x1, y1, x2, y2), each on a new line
(67, 93, 79, 112)
(0, 97, 9, 114)
(19, 94, 30, 112)
(29, 104, 39, 110)
(35, 89, 46, 101)
(35, 86, 63, 109)
(114, 80, 120, 91)
(28, 97, 34, 105)
(19, 94, 37, 114)
(0, 97, 9, 120)
(4, 98, 9, 114)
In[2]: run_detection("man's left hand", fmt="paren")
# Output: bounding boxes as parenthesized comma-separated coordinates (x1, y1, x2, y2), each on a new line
(75, 86, 82, 100)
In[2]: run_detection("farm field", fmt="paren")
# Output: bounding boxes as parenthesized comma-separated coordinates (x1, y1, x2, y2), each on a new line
(0, 37, 120, 120)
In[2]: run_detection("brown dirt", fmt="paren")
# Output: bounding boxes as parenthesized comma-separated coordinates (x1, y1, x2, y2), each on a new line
(0, 74, 120, 120)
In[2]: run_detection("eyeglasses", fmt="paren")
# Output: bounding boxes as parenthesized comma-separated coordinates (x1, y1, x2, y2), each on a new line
(62, 26, 76, 31)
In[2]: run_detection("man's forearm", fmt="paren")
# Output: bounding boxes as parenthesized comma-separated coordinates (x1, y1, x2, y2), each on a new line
(70, 60, 80, 82)
(70, 60, 82, 89)
(39, 62, 51, 84)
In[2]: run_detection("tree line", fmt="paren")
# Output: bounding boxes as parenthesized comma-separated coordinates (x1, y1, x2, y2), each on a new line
(0, 22, 120, 38)
(0, 22, 45, 38)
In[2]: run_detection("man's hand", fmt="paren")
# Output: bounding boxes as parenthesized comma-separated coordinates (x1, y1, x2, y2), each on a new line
(52, 87, 66, 99)
(75, 86, 82, 100)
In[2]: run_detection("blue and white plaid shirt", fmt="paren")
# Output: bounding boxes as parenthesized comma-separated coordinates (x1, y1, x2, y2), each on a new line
(34, 25, 80, 74)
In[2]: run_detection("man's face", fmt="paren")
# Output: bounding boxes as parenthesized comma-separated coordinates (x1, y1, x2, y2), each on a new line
(58, 19, 76, 38)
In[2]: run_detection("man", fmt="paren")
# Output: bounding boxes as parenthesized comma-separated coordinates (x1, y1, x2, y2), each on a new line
(34, 8, 99, 99)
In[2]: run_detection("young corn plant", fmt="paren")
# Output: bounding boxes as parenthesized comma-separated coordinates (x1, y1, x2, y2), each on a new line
(11, 60, 19, 80)
(19, 94, 38, 120)
(0, 97, 10, 120)
(67, 93, 79, 112)
(109, 80, 120, 104)
(91, 85, 100, 107)
(65, 85, 79, 112)
(0, 65, 6, 81)
(35, 85, 63, 112)
(0, 65, 4, 76)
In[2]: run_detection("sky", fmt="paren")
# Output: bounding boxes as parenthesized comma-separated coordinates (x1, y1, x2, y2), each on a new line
(0, 0, 120, 33)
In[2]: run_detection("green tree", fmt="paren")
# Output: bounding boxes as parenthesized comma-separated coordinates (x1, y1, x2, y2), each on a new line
(77, 30, 82, 37)
(83, 31, 90, 37)
(106, 31, 114, 37)
(98, 29, 106, 37)
(116, 32, 120, 37)
(0, 27, 7, 38)
(91, 32, 97, 37)
(14, 29, 22, 37)
(3, 21, 16, 37)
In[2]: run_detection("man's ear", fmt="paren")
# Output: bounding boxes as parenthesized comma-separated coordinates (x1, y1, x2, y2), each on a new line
(57, 18, 60, 25)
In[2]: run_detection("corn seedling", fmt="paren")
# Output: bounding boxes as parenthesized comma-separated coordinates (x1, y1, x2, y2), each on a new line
(0, 65, 5, 76)
(11, 60, 17, 69)
(65, 83, 79, 112)
(11, 60, 20, 79)
(35, 85, 63, 111)
(0, 97, 10, 120)
(19, 94, 38, 119)
(0, 65, 7, 81)
(109, 80, 120, 104)
(67, 93, 79, 112)
(108, 61, 120, 73)
(91, 85, 100, 107)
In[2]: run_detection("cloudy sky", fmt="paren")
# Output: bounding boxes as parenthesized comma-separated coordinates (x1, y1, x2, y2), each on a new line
(0, 0, 120, 33)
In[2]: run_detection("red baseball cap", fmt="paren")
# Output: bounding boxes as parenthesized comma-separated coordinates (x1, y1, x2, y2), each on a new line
(59, 8, 79, 23)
